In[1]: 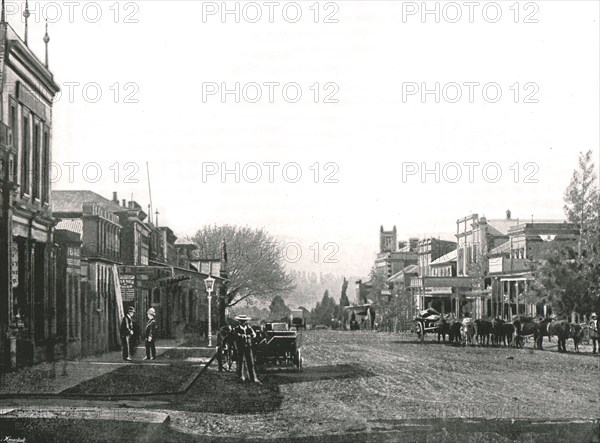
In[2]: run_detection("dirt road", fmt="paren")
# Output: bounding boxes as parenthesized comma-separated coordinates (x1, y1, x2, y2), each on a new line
(167, 330, 600, 441)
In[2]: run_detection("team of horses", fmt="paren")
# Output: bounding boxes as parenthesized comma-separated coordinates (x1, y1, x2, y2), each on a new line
(433, 316, 588, 352)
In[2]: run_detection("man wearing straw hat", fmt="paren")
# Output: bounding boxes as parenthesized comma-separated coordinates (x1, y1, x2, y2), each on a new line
(234, 315, 261, 383)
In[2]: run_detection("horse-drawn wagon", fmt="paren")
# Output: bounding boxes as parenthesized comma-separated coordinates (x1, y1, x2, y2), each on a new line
(254, 322, 303, 371)
(414, 308, 444, 342)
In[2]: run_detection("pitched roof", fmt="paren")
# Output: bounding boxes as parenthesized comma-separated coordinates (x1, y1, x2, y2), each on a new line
(55, 219, 83, 235)
(175, 237, 196, 246)
(430, 249, 457, 265)
(386, 265, 419, 283)
(52, 190, 122, 215)
(489, 241, 511, 256)
(486, 219, 520, 236)
(486, 218, 565, 236)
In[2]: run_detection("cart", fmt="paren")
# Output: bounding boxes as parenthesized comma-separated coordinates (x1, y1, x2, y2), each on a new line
(289, 309, 306, 330)
(414, 308, 443, 342)
(253, 322, 303, 371)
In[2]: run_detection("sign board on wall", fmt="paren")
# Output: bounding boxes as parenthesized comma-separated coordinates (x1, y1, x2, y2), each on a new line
(119, 275, 136, 301)
(11, 244, 18, 288)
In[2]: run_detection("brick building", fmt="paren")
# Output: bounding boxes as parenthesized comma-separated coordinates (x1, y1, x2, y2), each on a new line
(0, 13, 60, 368)
(488, 221, 579, 319)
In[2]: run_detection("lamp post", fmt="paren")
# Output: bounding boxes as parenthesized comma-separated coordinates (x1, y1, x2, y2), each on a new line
(204, 275, 215, 347)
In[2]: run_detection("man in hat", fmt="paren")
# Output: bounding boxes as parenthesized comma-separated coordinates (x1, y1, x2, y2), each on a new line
(234, 315, 260, 383)
(120, 306, 136, 361)
(590, 313, 599, 354)
(144, 308, 157, 360)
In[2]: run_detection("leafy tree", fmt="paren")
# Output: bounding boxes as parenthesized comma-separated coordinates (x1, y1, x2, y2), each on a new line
(528, 247, 596, 315)
(367, 266, 388, 302)
(564, 150, 600, 276)
(190, 225, 295, 325)
(269, 295, 291, 321)
(311, 290, 338, 326)
(529, 151, 600, 316)
(339, 277, 350, 324)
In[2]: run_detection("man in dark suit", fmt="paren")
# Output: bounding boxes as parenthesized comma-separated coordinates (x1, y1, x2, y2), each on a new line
(120, 306, 135, 361)
(144, 307, 157, 360)
(590, 312, 599, 354)
(234, 315, 260, 384)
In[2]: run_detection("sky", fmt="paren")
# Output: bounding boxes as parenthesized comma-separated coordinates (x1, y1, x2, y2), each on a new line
(8, 0, 599, 278)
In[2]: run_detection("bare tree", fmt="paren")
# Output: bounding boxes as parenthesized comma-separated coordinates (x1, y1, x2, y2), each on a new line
(191, 225, 295, 324)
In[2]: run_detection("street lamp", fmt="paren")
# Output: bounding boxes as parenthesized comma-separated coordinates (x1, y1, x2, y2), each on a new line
(204, 275, 216, 347)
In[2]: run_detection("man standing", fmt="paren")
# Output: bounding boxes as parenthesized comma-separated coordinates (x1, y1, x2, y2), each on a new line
(144, 308, 157, 360)
(234, 315, 261, 384)
(120, 306, 135, 361)
(590, 313, 599, 354)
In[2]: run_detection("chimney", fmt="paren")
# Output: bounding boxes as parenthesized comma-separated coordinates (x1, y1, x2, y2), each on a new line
(122, 199, 127, 208)
(112, 192, 118, 203)
(506, 209, 512, 220)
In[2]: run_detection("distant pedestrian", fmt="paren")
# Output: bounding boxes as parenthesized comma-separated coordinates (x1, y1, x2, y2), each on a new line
(234, 315, 260, 384)
(120, 306, 135, 361)
(590, 313, 599, 354)
(144, 308, 157, 360)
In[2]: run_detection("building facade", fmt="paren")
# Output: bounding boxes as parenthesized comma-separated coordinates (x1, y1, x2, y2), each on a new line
(488, 221, 579, 319)
(0, 16, 60, 368)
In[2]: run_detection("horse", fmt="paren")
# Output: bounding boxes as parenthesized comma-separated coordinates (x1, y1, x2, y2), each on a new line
(460, 318, 475, 347)
(547, 320, 570, 352)
(568, 323, 584, 353)
(435, 318, 449, 343)
(513, 316, 541, 349)
(474, 319, 493, 346)
(533, 317, 554, 350)
(493, 318, 515, 346)
(448, 320, 461, 345)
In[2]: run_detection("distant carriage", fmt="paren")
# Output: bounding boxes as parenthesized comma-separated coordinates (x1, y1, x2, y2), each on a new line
(289, 309, 306, 330)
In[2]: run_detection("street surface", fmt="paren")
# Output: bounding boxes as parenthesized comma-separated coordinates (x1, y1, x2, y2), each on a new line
(1, 330, 599, 442)
(167, 330, 600, 441)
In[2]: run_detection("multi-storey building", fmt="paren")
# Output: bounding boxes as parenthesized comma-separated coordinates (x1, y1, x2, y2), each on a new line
(0, 13, 60, 368)
(417, 238, 456, 277)
(53, 191, 124, 355)
(488, 221, 579, 319)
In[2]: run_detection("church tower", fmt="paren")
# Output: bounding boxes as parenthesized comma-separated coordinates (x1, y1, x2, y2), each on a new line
(379, 225, 397, 253)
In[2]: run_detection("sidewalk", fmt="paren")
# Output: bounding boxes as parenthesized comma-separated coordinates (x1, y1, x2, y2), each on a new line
(0, 338, 191, 396)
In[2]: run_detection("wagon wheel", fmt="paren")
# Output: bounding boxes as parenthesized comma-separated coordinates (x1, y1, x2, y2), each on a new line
(223, 344, 234, 371)
(294, 349, 302, 372)
(416, 322, 424, 342)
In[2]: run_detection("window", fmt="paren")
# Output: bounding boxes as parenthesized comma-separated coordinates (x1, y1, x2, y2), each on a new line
(10, 100, 18, 179)
(21, 114, 30, 194)
(42, 130, 49, 203)
(32, 123, 40, 200)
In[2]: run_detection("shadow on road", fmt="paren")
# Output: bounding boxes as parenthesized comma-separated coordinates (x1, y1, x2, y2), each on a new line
(171, 363, 376, 415)
(262, 363, 376, 385)
(3, 417, 597, 442)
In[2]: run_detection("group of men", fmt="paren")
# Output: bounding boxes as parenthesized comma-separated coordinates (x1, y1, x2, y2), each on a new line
(120, 306, 158, 361)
